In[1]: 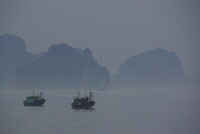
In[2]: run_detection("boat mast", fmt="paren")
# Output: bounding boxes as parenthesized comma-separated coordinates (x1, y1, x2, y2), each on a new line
(89, 90, 93, 100)
(78, 90, 80, 98)
(85, 86, 86, 97)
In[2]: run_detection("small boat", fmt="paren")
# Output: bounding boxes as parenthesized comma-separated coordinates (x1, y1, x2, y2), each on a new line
(23, 91, 46, 106)
(71, 90, 95, 109)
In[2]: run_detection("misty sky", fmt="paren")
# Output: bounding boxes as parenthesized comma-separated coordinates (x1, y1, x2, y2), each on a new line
(0, 0, 199, 74)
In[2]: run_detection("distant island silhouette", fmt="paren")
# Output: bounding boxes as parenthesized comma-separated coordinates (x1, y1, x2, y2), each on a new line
(0, 34, 35, 89)
(117, 48, 186, 89)
(15, 43, 111, 90)
(0, 34, 189, 90)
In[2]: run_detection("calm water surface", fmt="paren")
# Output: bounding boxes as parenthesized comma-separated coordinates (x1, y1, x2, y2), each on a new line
(0, 89, 200, 134)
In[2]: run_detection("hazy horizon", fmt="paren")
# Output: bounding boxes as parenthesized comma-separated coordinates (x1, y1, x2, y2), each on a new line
(0, 0, 199, 74)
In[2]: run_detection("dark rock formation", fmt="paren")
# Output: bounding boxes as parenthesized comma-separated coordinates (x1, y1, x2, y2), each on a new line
(0, 34, 35, 89)
(117, 48, 186, 89)
(15, 43, 110, 90)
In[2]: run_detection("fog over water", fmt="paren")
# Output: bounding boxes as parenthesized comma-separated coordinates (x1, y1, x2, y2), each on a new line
(0, 89, 200, 134)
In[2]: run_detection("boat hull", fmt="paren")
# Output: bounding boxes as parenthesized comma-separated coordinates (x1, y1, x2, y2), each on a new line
(71, 101, 95, 109)
(23, 99, 46, 106)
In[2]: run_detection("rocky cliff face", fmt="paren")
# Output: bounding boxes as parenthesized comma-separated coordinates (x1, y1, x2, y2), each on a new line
(117, 48, 186, 89)
(0, 34, 35, 89)
(15, 43, 111, 90)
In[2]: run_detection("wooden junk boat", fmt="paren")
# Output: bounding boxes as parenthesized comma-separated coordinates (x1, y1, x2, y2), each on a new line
(71, 90, 95, 109)
(23, 91, 46, 106)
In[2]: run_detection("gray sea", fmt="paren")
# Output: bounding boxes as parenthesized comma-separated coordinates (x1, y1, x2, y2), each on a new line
(0, 89, 200, 134)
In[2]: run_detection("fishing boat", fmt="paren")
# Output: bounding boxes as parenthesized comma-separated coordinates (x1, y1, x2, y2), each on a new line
(71, 90, 95, 109)
(23, 91, 46, 106)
